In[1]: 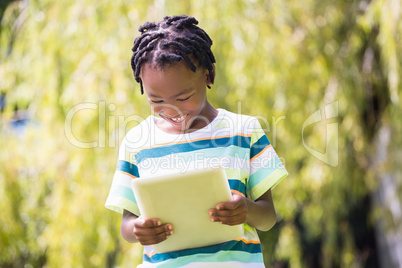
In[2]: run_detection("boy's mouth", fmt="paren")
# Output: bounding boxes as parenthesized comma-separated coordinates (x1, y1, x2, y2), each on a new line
(162, 114, 188, 124)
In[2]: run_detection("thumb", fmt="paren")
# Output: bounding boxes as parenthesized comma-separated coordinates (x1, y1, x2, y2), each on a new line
(231, 192, 244, 202)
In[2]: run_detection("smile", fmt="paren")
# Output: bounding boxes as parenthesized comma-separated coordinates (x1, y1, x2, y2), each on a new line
(163, 114, 188, 124)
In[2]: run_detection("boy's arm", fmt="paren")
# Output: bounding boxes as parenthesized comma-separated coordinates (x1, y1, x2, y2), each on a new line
(209, 189, 276, 232)
(121, 210, 174, 245)
(245, 189, 277, 231)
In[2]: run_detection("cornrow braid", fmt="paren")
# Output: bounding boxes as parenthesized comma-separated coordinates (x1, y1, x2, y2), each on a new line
(130, 15, 216, 94)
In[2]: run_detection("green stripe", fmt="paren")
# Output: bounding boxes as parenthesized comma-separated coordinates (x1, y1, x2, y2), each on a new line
(248, 168, 288, 200)
(251, 126, 265, 145)
(152, 251, 264, 267)
(225, 168, 249, 184)
(105, 196, 140, 216)
(109, 184, 136, 202)
(248, 157, 283, 189)
(243, 223, 256, 233)
(107, 185, 141, 215)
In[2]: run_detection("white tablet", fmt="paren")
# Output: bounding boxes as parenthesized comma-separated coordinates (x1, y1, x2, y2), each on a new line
(131, 168, 243, 253)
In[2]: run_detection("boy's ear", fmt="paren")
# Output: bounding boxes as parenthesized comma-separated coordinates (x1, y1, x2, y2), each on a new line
(206, 64, 216, 86)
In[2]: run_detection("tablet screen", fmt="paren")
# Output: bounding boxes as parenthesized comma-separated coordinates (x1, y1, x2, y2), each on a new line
(131, 168, 243, 253)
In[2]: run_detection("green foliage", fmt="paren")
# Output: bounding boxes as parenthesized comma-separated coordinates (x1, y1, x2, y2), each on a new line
(1, 0, 401, 267)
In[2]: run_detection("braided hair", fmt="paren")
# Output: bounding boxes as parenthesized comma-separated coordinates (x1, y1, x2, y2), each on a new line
(130, 15, 216, 94)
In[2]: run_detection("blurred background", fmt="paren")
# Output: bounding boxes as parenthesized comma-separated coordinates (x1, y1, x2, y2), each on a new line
(1, 0, 401, 267)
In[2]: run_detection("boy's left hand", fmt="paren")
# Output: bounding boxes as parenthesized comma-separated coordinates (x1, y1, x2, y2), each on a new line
(208, 193, 248, 225)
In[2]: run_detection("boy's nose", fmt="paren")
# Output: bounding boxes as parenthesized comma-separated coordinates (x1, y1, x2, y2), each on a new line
(159, 105, 182, 118)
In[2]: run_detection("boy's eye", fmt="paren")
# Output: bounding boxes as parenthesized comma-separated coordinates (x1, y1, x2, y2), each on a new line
(151, 100, 163, 103)
(177, 95, 192, 102)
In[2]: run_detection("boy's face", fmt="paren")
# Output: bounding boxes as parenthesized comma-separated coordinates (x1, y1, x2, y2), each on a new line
(140, 61, 215, 134)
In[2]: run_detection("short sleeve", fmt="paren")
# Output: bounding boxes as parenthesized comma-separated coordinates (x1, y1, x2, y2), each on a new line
(247, 119, 288, 200)
(105, 137, 141, 216)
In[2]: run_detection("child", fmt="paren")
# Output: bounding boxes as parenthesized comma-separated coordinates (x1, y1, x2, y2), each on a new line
(105, 15, 288, 267)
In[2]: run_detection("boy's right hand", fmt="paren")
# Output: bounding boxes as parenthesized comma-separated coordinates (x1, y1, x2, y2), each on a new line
(133, 216, 174, 246)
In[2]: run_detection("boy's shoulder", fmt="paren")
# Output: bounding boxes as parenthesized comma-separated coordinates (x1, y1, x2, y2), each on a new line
(122, 115, 155, 150)
(220, 109, 258, 122)
(126, 115, 153, 134)
(218, 109, 260, 133)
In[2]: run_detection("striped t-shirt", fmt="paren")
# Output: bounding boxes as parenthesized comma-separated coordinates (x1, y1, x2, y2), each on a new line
(105, 109, 288, 267)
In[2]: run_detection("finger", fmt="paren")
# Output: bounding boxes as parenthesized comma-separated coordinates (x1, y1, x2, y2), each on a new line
(209, 209, 239, 218)
(231, 192, 245, 202)
(216, 194, 245, 210)
(134, 223, 173, 236)
(215, 202, 237, 210)
(134, 217, 163, 228)
(209, 206, 247, 224)
(213, 206, 246, 224)
(134, 222, 174, 245)
(137, 229, 174, 245)
(209, 204, 246, 217)
(213, 214, 246, 226)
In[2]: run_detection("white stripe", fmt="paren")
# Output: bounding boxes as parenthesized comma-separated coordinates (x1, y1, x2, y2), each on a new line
(112, 172, 133, 188)
(250, 146, 278, 176)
